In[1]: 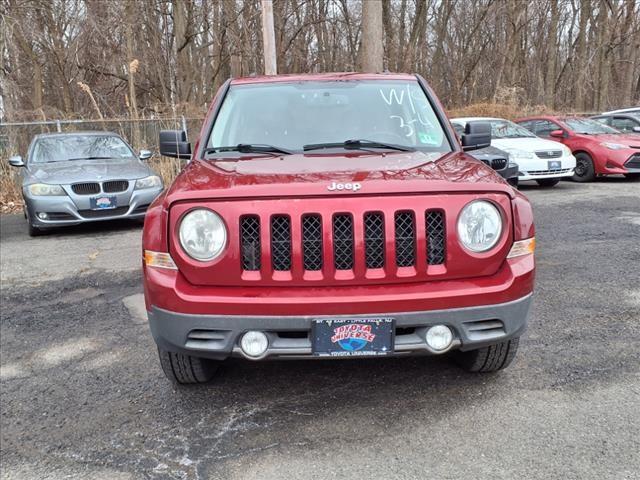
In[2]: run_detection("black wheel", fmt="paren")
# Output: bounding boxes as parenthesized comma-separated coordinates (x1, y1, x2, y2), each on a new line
(157, 347, 219, 384)
(455, 337, 520, 373)
(572, 153, 595, 182)
(536, 178, 560, 187)
(624, 173, 640, 180)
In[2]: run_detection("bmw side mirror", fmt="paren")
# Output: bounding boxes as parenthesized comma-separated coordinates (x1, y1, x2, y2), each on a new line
(159, 130, 191, 159)
(8, 155, 24, 167)
(139, 149, 152, 161)
(461, 121, 491, 151)
(633, 126, 640, 133)
(550, 129, 565, 138)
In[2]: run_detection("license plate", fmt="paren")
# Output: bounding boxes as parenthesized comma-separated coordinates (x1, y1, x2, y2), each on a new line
(90, 195, 117, 210)
(548, 160, 562, 170)
(312, 317, 394, 357)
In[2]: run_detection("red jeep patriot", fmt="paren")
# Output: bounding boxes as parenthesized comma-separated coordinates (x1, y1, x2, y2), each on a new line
(143, 73, 535, 384)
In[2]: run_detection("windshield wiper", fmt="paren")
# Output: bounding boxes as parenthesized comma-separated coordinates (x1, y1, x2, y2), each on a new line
(65, 156, 114, 161)
(303, 139, 415, 152)
(204, 144, 292, 157)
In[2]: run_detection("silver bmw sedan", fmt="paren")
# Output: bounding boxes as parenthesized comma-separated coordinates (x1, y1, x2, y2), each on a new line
(8, 131, 164, 236)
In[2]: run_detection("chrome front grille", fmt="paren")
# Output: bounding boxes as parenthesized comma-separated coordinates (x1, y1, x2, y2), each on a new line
(239, 209, 447, 276)
(71, 182, 100, 195)
(103, 180, 129, 193)
(535, 150, 563, 159)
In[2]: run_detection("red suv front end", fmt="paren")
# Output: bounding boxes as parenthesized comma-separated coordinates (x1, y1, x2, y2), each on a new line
(143, 73, 535, 384)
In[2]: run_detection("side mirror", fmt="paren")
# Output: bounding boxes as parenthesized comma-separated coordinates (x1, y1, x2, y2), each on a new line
(550, 129, 565, 138)
(139, 149, 152, 161)
(633, 126, 640, 133)
(461, 121, 491, 151)
(159, 130, 191, 159)
(8, 155, 24, 167)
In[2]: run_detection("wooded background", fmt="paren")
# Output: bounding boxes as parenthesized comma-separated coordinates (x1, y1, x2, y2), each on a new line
(2, 0, 640, 122)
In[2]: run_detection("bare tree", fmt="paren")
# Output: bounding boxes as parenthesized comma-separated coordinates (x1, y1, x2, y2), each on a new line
(359, 0, 383, 72)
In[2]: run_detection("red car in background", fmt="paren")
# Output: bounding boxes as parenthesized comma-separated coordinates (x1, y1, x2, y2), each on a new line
(515, 115, 640, 182)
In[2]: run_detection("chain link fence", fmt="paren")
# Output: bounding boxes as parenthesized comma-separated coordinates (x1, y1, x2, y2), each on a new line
(0, 117, 204, 211)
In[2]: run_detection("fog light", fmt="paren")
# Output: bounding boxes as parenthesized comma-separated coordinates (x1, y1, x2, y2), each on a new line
(240, 331, 269, 357)
(37, 212, 48, 220)
(426, 325, 453, 351)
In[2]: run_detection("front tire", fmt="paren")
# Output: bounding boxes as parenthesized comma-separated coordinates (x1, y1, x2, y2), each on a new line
(26, 210, 45, 237)
(157, 347, 219, 384)
(572, 153, 596, 182)
(455, 337, 520, 373)
(536, 178, 560, 187)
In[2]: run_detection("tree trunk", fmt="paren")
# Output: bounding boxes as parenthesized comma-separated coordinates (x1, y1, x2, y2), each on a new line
(358, 0, 383, 72)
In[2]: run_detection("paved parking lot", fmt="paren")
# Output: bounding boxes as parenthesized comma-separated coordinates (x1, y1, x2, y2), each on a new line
(1, 178, 639, 480)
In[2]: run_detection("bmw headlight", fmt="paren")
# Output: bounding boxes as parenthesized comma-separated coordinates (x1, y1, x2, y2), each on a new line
(179, 209, 227, 261)
(457, 200, 503, 252)
(28, 183, 66, 196)
(135, 175, 162, 189)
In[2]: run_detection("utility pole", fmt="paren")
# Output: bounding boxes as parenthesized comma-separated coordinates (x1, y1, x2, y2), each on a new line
(359, 0, 384, 72)
(261, 0, 277, 75)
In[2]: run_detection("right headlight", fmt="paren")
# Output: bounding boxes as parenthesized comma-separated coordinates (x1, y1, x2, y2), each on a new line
(179, 209, 227, 261)
(28, 183, 66, 196)
(502, 148, 535, 160)
(457, 200, 503, 252)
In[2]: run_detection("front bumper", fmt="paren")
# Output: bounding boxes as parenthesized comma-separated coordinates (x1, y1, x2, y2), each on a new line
(25, 186, 163, 227)
(516, 154, 576, 181)
(148, 293, 533, 361)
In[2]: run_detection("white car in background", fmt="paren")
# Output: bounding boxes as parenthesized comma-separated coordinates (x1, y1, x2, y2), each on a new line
(452, 117, 576, 187)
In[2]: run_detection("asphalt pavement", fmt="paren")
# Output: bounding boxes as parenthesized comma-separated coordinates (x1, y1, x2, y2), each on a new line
(1, 178, 639, 479)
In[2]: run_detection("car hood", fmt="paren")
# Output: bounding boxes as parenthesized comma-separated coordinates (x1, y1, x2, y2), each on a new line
(164, 150, 515, 205)
(469, 146, 509, 159)
(491, 137, 565, 152)
(27, 158, 152, 184)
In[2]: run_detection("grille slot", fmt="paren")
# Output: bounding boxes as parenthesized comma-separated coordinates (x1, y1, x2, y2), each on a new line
(625, 154, 640, 169)
(364, 212, 384, 269)
(491, 157, 508, 170)
(394, 211, 415, 267)
(78, 206, 128, 218)
(302, 215, 323, 271)
(535, 150, 563, 159)
(333, 214, 354, 270)
(241, 216, 261, 271)
(270, 215, 291, 271)
(426, 210, 446, 265)
(103, 180, 129, 193)
(71, 182, 100, 195)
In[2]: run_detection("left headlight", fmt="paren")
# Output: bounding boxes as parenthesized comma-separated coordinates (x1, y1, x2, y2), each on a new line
(600, 142, 627, 150)
(179, 209, 227, 261)
(457, 200, 503, 253)
(135, 175, 162, 189)
(28, 184, 66, 196)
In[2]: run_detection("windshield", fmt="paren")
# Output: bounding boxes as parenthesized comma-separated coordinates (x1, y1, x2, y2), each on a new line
(487, 120, 536, 139)
(31, 135, 134, 163)
(208, 81, 451, 153)
(563, 118, 620, 134)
